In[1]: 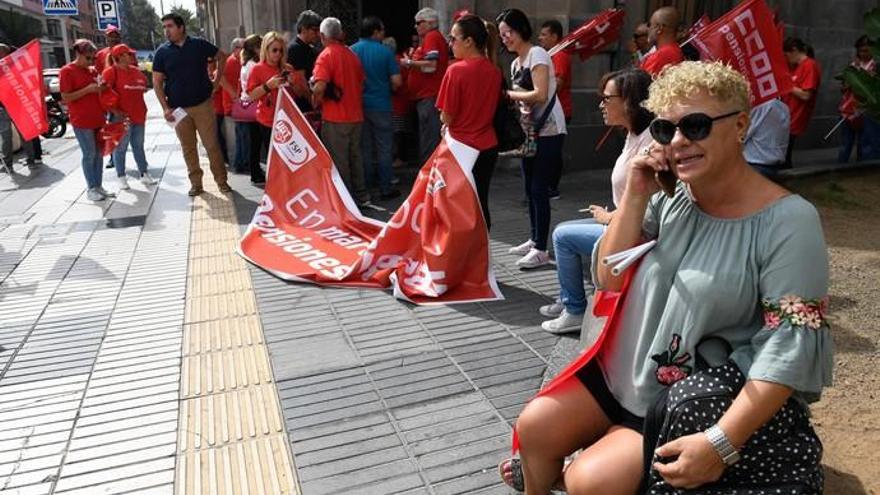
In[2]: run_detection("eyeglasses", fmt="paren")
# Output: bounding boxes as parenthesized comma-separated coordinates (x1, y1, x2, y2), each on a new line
(415, 20, 427, 26)
(633, 32, 648, 39)
(649, 111, 740, 145)
(599, 93, 622, 103)
(269, 47, 283, 53)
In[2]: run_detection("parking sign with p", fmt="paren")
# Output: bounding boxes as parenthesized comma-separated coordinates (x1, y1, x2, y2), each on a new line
(96, 0, 119, 30)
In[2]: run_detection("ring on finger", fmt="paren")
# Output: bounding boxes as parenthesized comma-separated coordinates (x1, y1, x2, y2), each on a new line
(641, 145, 653, 156)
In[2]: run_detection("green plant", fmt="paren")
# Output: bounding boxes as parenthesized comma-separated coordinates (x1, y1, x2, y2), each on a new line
(837, 8, 880, 120)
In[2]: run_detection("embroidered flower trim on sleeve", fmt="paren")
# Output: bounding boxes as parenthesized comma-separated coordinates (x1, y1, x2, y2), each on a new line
(761, 295, 828, 330)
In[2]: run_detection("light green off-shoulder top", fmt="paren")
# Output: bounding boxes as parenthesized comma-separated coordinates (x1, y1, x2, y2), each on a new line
(591, 185, 834, 416)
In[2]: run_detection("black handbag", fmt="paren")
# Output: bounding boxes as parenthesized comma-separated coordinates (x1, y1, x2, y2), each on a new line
(493, 77, 525, 153)
(642, 341, 824, 494)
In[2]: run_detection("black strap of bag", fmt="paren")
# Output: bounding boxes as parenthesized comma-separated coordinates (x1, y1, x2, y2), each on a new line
(532, 91, 557, 134)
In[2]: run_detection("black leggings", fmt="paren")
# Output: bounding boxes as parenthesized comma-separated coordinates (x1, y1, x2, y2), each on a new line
(473, 147, 498, 230)
(522, 134, 564, 251)
(248, 122, 270, 181)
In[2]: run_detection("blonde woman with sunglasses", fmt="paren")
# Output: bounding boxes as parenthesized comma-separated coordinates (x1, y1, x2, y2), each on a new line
(502, 61, 831, 495)
(246, 31, 305, 185)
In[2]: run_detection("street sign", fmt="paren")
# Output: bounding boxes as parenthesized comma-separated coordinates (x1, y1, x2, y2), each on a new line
(96, 0, 120, 30)
(43, 0, 77, 15)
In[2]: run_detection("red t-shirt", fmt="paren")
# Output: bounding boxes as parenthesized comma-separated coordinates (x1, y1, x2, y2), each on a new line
(436, 56, 501, 150)
(313, 43, 365, 123)
(95, 47, 111, 74)
(60, 63, 105, 129)
(641, 43, 684, 76)
(247, 62, 299, 128)
(102, 65, 148, 124)
(782, 57, 821, 136)
(407, 30, 449, 100)
(392, 54, 414, 117)
(222, 53, 242, 115)
(551, 50, 572, 119)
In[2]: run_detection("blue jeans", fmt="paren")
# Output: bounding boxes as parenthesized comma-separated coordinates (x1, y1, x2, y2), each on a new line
(233, 121, 251, 172)
(361, 110, 394, 194)
(73, 127, 103, 189)
(522, 134, 565, 250)
(553, 219, 605, 315)
(113, 123, 149, 176)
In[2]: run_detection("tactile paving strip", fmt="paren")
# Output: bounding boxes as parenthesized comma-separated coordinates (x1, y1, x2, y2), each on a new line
(176, 183, 299, 495)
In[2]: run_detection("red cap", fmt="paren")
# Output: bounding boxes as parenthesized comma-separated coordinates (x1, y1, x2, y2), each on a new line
(110, 43, 132, 59)
(105, 25, 120, 34)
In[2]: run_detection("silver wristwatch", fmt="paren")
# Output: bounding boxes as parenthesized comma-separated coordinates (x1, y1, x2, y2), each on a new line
(704, 424, 741, 466)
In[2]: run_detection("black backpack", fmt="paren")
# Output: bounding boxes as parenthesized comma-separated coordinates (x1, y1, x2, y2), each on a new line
(493, 77, 525, 152)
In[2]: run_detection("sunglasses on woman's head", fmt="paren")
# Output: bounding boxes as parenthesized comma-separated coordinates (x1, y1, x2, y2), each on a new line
(649, 111, 740, 145)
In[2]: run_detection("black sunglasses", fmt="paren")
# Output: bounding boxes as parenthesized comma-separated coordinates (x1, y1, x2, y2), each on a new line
(649, 111, 739, 144)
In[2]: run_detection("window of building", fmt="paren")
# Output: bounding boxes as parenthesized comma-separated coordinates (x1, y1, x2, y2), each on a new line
(47, 19, 61, 38)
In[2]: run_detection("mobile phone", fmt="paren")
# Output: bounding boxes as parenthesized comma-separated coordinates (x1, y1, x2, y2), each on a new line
(280, 70, 290, 78)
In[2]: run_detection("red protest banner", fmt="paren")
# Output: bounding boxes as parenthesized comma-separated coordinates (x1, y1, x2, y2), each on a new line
(549, 9, 626, 61)
(687, 14, 711, 39)
(690, 0, 792, 105)
(238, 88, 503, 305)
(0, 40, 47, 140)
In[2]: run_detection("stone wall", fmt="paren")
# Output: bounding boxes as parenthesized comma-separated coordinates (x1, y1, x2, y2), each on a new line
(201, 0, 879, 169)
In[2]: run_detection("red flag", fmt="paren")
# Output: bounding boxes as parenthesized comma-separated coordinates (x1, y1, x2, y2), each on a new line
(690, 0, 792, 105)
(550, 9, 626, 61)
(238, 88, 503, 304)
(0, 40, 48, 140)
(97, 121, 128, 156)
(687, 14, 711, 39)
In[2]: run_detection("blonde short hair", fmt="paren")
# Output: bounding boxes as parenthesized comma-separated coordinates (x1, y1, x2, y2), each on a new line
(644, 61, 751, 115)
(259, 31, 287, 64)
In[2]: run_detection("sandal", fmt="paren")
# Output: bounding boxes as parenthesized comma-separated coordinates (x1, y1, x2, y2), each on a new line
(498, 457, 525, 492)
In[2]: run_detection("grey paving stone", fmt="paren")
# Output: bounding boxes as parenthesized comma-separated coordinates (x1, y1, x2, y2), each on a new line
(295, 433, 402, 467)
(298, 459, 420, 495)
(288, 412, 389, 444)
(298, 444, 410, 482)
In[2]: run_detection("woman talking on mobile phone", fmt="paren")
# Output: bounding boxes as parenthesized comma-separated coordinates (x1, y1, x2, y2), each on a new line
(246, 31, 306, 185)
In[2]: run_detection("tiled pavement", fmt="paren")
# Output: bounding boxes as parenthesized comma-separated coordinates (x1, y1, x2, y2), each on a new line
(0, 94, 613, 494)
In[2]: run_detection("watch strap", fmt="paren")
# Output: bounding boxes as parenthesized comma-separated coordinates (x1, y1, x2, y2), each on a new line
(704, 424, 741, 466)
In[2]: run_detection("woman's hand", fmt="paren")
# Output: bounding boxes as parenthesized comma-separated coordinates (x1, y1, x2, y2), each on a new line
(653, 433, 726, 489)
(587, 205, 613, 225)
(626, 141, 672, 199)
(267, 75, 285, 90)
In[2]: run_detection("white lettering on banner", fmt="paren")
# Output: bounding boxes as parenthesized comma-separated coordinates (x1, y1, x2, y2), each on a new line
(719, 9, 778, 100)
(272, 108, 316, 172)
(0, 48, 40, 126)
(257, 227, 350, 279)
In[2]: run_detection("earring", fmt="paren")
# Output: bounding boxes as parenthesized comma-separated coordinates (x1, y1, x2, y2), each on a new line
(737, 135, 745, 143)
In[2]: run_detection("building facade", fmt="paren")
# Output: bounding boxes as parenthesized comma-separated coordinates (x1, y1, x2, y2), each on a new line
(197, 0, 879, 165)
(1, 0, 103, 67)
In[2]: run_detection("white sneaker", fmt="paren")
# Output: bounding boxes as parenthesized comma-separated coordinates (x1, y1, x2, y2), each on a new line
(97, 186, 116, 198)
(516, 248, 551, 269)
(140, 172, 157, 185)
(117, 175, 130, 190)
(86, 188, 105, 202)
(541, 309, 584, 334)
(508, 239, 535, 255)
(539, 299, 565, 317)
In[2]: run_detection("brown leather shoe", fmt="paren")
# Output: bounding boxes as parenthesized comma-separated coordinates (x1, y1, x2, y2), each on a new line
(217, 183, 232, 193)
(188, 186, 204, 197)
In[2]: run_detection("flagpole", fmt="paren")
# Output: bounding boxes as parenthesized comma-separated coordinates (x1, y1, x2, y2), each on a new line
(823, 117, 846, 141)
(60, 18, 71, 64)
